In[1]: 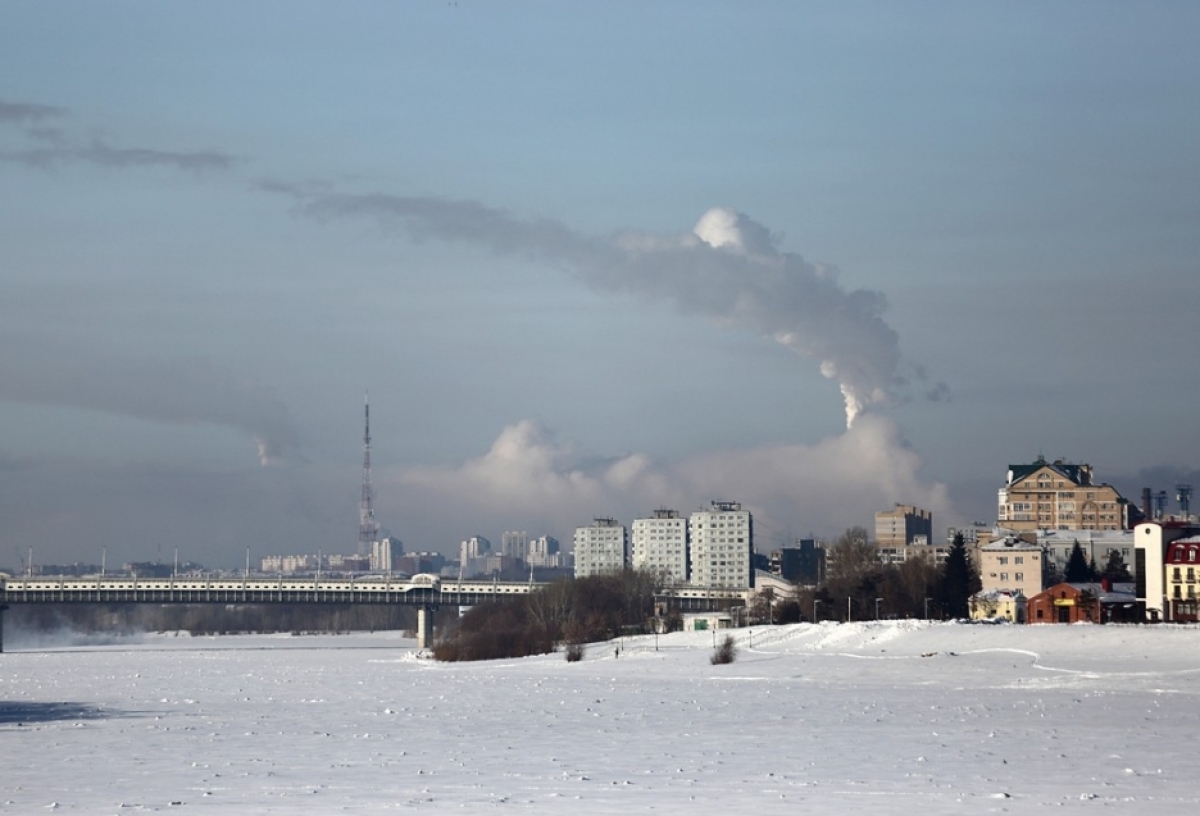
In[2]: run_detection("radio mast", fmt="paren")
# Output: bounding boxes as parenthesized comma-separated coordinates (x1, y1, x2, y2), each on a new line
(358, 393, 379, 557)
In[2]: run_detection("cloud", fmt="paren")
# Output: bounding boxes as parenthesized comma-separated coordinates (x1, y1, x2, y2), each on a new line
(394, 416, 951, 546)
(0, 99, 66, 124)
(0, 98, 235, 172)
(296, 192, 907, 427)
(76, 140, 236, 172)
(0, 335, 301, 465)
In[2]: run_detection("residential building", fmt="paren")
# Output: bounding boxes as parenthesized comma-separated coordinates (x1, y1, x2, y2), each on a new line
(998, 455, 1139, 532)
(526, 535, 562, 569)
(875, 504, 933, 547)
(1033, 528, 1137, 581)
(875, 542, 950, 567)
(1134, 521, 1200, 622)
(631, 509, 689, 584)
(689, 501, 753, 590)
(573, 518, 628, 578)
(501, 531, 529, 562)
(969, 589, 1027, 623)
(978, 537, 1047, 597)
(773, 539, 825, 584)
(460, 535, 492, 579)
(1163, 533, 1200, 622)
(370, 536, 404, 573)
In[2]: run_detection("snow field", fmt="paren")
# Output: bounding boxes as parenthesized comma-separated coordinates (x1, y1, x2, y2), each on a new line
(2, 622, 1199, 814)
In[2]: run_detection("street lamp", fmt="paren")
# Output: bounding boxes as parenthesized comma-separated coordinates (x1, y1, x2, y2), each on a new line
(924, 597, 932, 619)
(813, 597, 821, 623)
(847, 596, 852, 622)
(875, 597, 883, 620)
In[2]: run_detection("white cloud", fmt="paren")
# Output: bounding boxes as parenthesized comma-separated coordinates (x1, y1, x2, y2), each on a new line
(389, 416, 952, 546)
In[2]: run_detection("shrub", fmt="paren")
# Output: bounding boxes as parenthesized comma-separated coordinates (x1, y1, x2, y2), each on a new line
(564, 642, 584, 662)
(710, 634, 737, 665)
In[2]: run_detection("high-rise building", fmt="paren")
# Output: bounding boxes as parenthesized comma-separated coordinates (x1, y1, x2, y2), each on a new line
(501, 531, 529, 562)
(460, 535, 491, 578)
(998, 455, 1138, 532)
(689, 501, 753, 589)
(526, 535, 562, 568)
(875, 504, 933, 547)
(370, 536, 404, 573)
(631, 509, 688, 584)
(573, 518, 627, 578)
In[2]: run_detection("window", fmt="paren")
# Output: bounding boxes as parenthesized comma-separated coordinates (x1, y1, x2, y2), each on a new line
(1015, 572, 1024, 581)
(999, 556, 1009, 565)
(999, 572, 1009, 582)
(1015, 556, 1024, 565)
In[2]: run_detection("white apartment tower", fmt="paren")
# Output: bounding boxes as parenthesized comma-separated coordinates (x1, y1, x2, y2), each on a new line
(460, 535, 491, 578)
(501, 531, 530, 562)
(370, 536, 404, 573)
(689, 501, 753, 589)
(573, 518, 628, 578)
(527, 535, 562, 568)
(631, 508, 689, 584)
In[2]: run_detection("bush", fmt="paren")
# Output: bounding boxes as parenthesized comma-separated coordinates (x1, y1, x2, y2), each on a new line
(710, 634, 737, 665)
(564, 642, 584, 662)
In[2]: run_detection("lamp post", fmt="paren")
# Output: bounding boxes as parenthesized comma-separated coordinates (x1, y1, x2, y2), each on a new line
(924, 597, 932, 620)
(846, 596, 852, 622)
(813, 598, 821, 623)
(875, 597, 883, 620)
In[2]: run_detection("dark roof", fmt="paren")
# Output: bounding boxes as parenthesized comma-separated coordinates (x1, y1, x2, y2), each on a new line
(1007, 455, 1088, 486)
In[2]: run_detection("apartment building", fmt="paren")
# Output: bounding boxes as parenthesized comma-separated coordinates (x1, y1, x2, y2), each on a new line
(998, 455, 1137, 532)
(689, 501, 753, 590)
(631, 508, 689, 584)
(573, 518, 628, 578)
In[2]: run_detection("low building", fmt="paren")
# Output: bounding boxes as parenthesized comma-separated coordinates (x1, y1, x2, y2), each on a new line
(978, 537, 1046, 597)
(1135, 521, 1200, 622)
(969, 589, 1027, 623)
(1027, 581, 1137, 624)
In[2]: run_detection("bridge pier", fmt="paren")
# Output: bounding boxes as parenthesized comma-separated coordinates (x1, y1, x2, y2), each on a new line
(416, 604, 435, 650)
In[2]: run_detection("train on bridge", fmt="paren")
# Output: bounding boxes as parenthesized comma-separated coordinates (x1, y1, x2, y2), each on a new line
(0, 573, 540, 605)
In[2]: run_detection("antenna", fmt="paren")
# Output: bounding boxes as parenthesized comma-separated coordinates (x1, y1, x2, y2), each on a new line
(358, 392, 380, 558)
(1154, 491, 1169, 519)
(1178, 484, 1193, 518)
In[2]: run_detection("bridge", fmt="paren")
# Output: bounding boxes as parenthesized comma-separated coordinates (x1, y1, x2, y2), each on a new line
(0, 574, 539, 650)
(0, 574, 751, 651)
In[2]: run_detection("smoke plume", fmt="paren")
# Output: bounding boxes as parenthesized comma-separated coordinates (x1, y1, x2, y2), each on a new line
(300, 193, 902, 426)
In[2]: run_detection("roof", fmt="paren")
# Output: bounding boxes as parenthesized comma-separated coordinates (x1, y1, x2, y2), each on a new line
(981, 538, 1042, 551)
(1007, 455, 1089, 486)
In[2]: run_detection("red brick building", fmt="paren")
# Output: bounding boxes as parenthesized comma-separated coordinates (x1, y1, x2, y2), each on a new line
(1028, 583, 1098, 624)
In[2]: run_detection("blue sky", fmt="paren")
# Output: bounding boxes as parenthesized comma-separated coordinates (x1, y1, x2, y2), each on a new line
(2, 2, 1198, 568)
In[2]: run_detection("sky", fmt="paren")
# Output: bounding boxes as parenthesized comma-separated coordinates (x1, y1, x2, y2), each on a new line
(2, 2, 1199, 569)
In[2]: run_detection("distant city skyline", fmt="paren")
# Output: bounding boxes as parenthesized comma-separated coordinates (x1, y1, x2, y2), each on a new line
(2, 4, 1198, 568)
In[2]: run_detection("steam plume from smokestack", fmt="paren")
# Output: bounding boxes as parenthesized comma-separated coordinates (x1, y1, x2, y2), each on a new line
(300, 194, 906, 425)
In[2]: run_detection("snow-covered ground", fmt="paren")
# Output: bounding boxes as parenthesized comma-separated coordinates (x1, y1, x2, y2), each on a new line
(3, 621, 1199, 814)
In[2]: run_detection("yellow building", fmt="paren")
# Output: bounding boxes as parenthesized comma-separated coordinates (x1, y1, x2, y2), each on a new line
(997, 456, 1137, 532)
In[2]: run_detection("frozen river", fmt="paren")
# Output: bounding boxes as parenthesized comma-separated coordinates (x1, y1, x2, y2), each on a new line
(3, 621, 1199, 814)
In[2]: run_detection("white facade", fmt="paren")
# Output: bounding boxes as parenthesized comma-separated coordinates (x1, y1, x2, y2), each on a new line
(460, 535, 492, 578)
(978, 537, 1045, 597)
(526, 535, 562, 568)
(1134, 522, 1200, 622)
(689, 501, 753, 589)
(573, 518, 628, 578)
(631, 509, 689, 583)
(370, 536, 404, 573)
(501, 531, 529, 561)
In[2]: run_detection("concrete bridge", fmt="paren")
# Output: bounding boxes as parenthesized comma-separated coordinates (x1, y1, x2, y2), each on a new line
(0, 573, 540, 650)
(0, 573, 752, 651)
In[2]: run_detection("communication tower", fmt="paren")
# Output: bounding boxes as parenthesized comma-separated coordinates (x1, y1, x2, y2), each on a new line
(1178, 484, 1193, 518)
(358, 393, 380, 556)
